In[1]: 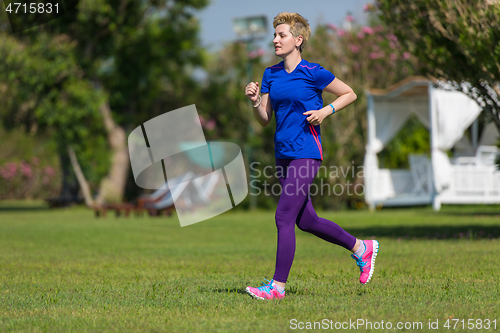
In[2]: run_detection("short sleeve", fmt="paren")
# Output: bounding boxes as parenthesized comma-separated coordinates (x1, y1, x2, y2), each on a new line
(261, 68, 270, 94)
(314, 66, 335, 91)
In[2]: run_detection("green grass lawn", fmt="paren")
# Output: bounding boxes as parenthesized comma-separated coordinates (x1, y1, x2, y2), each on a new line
(1, 201, 499, 332)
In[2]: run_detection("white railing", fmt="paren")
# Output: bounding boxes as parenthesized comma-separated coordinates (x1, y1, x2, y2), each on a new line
(440, 146, 500, 203)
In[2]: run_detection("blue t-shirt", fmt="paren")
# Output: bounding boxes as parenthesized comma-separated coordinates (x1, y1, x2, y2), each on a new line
(261, 59, 335, 160)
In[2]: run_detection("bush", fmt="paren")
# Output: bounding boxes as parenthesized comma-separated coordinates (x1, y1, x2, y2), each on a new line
(0, 158, 60, 199)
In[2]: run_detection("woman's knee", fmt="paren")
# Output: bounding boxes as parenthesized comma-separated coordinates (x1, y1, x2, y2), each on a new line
(275, 209, 295, 228)
(296, 208, 319, 232)
(295, 204, 318, 232)
(296, 217, 313, 232)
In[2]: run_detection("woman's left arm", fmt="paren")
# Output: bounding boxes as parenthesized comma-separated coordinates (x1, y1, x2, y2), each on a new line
(303, 78, 357, 126)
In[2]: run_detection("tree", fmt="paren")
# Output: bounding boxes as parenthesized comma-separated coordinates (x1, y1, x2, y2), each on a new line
(0, 32, 109, 204)
(0, 0, 208, 203)
(375, 0, 500, 132)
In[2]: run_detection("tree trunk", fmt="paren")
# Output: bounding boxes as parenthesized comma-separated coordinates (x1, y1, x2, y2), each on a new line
(67, 145, 94, 207)
(95, 100, 130, 205)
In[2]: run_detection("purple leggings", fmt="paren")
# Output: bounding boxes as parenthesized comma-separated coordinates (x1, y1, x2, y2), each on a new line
(273, 158, 357, 283)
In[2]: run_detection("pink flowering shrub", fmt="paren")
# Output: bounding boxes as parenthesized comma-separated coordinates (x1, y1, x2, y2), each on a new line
(320, 14, 417, 89)
(361, 26, 375, 35)
(0, 158, 60, 199)
(327, 23, 337, 30)
(198, 115, 217, 131)
(248, 48, 266, 59)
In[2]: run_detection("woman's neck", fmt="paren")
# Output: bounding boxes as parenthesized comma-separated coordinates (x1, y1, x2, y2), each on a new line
(282, 52, 302, 74)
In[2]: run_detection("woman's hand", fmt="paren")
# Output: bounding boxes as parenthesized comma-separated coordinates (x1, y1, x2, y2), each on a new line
(303, 108, 331, 126)
(245, 82, 260, 105)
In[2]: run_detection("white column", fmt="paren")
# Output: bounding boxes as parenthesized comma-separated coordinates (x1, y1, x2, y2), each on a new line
(429, 84, 442, 211)
(364, 93, 377, 211)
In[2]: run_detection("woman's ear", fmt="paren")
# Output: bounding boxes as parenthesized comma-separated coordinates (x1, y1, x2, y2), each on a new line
(295, 35, 303, 48)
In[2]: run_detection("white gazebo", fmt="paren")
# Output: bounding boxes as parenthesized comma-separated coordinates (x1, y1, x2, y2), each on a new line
(364, 76, 500, 210)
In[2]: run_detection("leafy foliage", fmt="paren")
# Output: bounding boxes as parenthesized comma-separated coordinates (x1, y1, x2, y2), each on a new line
(378, 116, 430, 169)
(0, 0, 210, 198)
(375, 0, 500, 132)
(0, 32, 110, 186)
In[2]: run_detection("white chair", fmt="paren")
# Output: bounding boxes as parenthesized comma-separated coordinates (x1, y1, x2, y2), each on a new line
(147, 172, 195, 210)
(476, 145, 498, 166)
(191, 172, 220, 204)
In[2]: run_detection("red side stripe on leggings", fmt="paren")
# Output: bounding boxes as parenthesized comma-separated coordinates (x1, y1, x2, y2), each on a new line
(309, 124, 323, 161)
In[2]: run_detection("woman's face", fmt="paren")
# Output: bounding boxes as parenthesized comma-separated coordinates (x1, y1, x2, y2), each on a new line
(273, 24, 301, 58)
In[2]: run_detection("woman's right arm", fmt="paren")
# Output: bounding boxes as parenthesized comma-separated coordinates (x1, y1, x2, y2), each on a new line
(245, 82, 273, 127)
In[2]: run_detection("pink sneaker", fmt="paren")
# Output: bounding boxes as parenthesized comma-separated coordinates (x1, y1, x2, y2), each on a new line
(351, 240, 379, 284)
(245, 279, 285, 300)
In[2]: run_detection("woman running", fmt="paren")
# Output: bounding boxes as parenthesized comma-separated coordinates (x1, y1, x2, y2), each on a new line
(244, 12, 379, 300)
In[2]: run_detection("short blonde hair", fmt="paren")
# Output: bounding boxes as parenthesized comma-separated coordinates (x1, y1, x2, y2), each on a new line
(273, 12, 311, 53)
